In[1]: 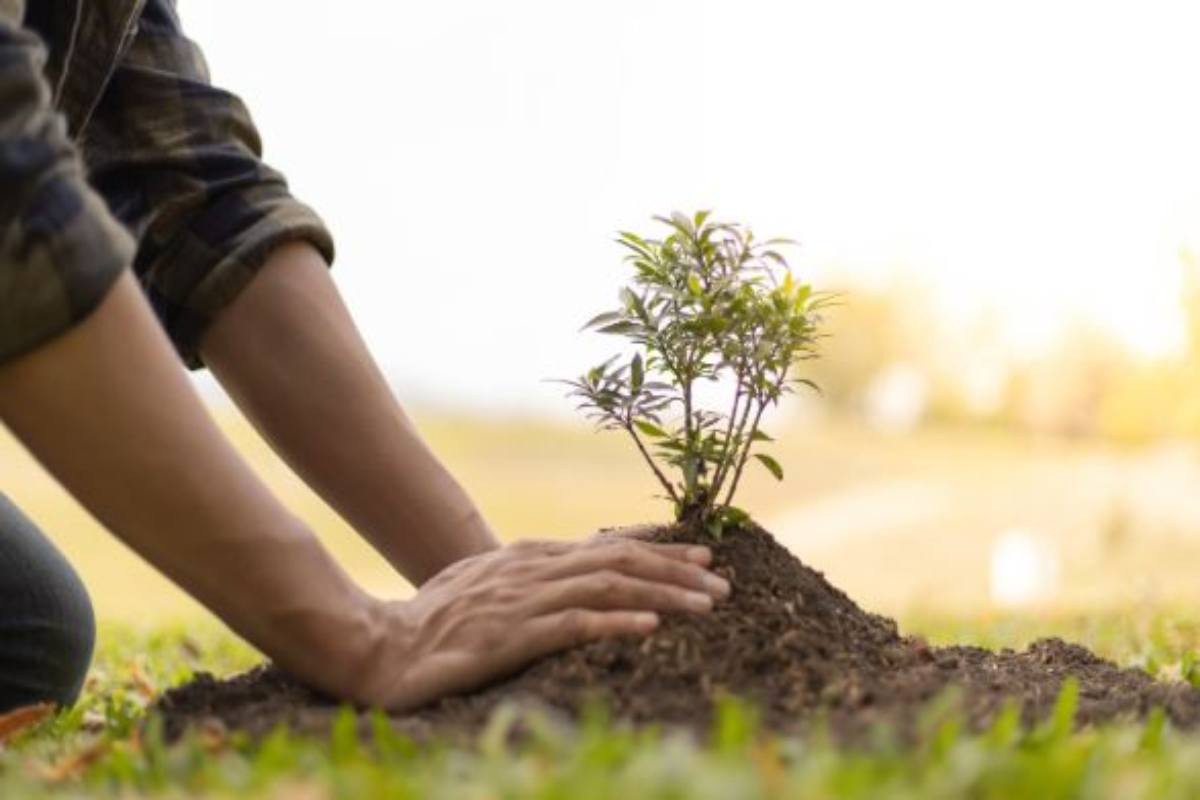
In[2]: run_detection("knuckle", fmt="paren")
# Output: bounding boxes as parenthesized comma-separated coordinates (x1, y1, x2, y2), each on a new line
(561, 608, 589, 634)
(514, 558, 542, 580)
(591, 569, 622, 596)
(463, 585, 491, 604)
(509, 539, 540, 555)
(497, 584, 526, 606)
(608, 541, 642, 571)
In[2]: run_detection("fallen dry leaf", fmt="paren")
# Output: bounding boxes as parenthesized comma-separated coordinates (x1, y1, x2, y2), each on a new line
(179, 636, 203, 661)
(32, 739, 110, 782)
(129, 661, 158, 701)
(197, 718, 230, 754)
(0, 703, 55, 745)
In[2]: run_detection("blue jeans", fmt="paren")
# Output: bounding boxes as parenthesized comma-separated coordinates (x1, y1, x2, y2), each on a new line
(0, 494, 95, 712)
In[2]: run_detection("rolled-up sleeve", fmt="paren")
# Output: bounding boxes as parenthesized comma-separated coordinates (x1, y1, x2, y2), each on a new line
(0, 17, 135, 365)
(81, 0, 335, 369)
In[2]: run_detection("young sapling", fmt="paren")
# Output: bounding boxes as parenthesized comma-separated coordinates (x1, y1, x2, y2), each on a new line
(556, 210, 831, 538)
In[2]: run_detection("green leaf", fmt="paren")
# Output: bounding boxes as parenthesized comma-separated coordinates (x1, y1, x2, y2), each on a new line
(580, 310, 623, 331)
(616, 233, 655, 260)
(670, 211, 693, 233)
(722, 505, 750, 525)
(705, 515, 724, 539)
(585, 354, 621, 384)
(633, 419, 669, 438)
(1047, 677, 1079, 742)
(1140, 706, 1166, 751)
(596, 321, 642, 335)
(624, 289, 650, 322)
(750, 429, 773, 442)
(618, 230, 651, 249)
(753, 453, 784, 481)
(630, 353, 644, 393)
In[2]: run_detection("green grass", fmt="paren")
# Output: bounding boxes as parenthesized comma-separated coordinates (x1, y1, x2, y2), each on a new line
(6, 612, 1200, 798)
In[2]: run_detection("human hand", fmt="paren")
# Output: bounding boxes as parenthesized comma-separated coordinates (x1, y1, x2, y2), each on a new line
(353, 536, 730, 710)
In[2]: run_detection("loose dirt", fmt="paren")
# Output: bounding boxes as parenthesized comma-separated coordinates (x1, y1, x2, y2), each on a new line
(155, 521, 1200, 744)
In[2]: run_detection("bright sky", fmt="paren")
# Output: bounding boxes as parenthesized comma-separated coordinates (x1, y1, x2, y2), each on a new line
(183, 0, 1200, 415)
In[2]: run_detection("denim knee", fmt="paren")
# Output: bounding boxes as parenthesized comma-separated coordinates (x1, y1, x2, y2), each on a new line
(0, 494, 96, 711)
(37, 556, 97, 707)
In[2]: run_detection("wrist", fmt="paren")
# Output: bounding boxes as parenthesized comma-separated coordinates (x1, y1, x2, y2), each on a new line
(237, 526, 391, 703)
(341, 599, 419, 708)
(405, 506, 500, 587)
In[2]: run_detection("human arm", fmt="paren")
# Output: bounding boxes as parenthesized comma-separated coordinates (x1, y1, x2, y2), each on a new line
(199, 242, 499, 586)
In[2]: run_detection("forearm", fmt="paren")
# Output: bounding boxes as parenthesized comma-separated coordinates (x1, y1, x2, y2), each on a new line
(199, 242, 500, 586)
(0, 272, 378, 697)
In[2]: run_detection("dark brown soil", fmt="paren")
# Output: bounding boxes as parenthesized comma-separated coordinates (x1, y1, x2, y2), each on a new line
(154, 521, 1200, 744)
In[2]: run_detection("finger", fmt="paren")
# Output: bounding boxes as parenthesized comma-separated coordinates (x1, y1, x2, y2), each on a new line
(516, 609, 660, 658)
(523, 570, 715, 617)
(534, 540, 730, 597)
(591, 523, 660, 541)
(512, 536, 712, 566)
(507, 538, 572, 555)
(586, 535, 713, 565)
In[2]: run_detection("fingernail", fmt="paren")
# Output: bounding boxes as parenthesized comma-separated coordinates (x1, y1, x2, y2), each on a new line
(685, 591, 713, 612)
(634, 612, 659, 630)
(685, 547, 712, 564)
(704, 573, 731, 597)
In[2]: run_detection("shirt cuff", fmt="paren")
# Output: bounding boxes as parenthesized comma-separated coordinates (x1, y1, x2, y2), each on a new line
(139, 187, 336, 370)
(0, 168, 136, 365)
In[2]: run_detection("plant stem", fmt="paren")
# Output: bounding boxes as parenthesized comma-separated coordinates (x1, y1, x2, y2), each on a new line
(722, 354, 790, 507)
(708, 363, 746, 507)
(682, 356, 694, 452)
(624, 421, 680, 504)
(662, 339, 695, 499)
(722, 397, 768, 507)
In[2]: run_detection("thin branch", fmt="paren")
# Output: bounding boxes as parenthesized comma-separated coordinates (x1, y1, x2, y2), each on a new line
(719, 379, 760, 507)
(722, 352, 791, 507)
(722, 397, 768, 508)
(708, 361, 746, 506)
(623, 420, 680, 504)
(681, 346, 695, 458)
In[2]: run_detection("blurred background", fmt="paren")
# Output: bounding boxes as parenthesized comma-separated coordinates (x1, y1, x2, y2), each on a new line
(7, 0, 1200, 624)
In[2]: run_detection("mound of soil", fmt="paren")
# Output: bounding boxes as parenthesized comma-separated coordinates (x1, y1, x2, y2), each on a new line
(155, 521, 1200, 744)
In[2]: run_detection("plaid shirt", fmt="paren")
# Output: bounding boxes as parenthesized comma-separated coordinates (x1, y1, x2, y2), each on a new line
(0, 0, 334, 368)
